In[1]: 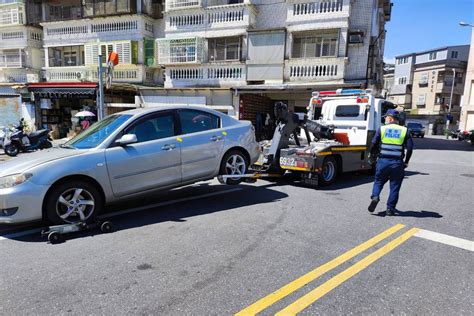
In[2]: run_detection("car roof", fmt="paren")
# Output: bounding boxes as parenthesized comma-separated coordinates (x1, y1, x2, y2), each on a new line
(118, 105, 224, 117)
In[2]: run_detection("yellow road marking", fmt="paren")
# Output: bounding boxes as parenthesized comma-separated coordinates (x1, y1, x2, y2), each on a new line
(276, 227, 420, 315)
(235, 224, 405, 316)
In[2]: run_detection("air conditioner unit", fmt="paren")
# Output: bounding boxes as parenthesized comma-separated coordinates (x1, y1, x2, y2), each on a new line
(26, 73, 39, 83)
(349, 30, 364, 44)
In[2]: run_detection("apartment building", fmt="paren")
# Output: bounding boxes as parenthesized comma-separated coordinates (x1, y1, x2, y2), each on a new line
(388, 45, 470, 129)
(0, 0, 43, 127)
(140, 0, 391, 130)
(460, 30, 474, 131)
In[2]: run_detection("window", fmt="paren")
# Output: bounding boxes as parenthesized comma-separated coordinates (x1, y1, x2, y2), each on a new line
(348, 31, 364, 44)
(397, 57, 408, 65)
(335, 105, 361, 118)
(292, 33, 338, 58)
(84, 41, 136, 65)
(419, 72, 428, 85)
(416, 94, 426, 106)
(429, 52, 437, 60)
(179, 110, 220, 134)
(208, 37, 241, 62)
(127, 113, 175, 143)
(397, 77, 407, 85)
(83, 0, 136, 17)
(67, 114, 132, 149)
(48, 46, 85, 67)
(451, 51, 458, 59)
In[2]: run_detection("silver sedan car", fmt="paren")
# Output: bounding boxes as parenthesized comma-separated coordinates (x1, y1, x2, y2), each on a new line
(0, 106, 260, 224)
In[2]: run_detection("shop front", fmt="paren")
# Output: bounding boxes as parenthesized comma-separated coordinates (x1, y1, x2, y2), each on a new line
(28, 82, 98, 139)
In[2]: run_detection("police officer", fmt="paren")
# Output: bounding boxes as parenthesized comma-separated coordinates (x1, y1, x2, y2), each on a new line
(368, 109, 413, 216)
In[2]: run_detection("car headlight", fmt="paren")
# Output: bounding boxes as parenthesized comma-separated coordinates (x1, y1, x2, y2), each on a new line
(0, 173, 33, 189)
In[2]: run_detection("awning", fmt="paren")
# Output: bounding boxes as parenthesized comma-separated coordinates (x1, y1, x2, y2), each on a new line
(0, 86, 20, 97)
(28, 82, 97, 99)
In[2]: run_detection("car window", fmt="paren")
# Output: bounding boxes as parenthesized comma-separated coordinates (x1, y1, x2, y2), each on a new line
(67, 114, 132, 149)
(335, 105, 361, 118)
(179, 110, 220, 134)
(407, 123, 422, 128)
(127, 113, 175, 143)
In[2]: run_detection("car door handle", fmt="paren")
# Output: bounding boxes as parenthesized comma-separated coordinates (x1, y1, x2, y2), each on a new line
(161, 144, 176, 151)
(210, 136, 222, 142)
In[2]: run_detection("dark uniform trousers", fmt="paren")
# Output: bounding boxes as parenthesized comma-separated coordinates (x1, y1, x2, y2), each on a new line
(371, 158, 405, 210)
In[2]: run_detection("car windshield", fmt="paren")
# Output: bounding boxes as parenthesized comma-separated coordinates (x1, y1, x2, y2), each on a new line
(407, 123, 422, 129)
(65, 114, 132, 149)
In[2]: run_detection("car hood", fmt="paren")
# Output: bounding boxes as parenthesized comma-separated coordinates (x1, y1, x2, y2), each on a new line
(0, 147, 87, 177)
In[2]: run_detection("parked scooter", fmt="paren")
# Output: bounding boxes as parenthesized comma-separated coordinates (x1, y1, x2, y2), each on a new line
(3, 121, 53, 157)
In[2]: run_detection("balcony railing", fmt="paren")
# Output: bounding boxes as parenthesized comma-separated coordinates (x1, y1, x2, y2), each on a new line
(166, 0, 202, 11)
(44, 65, 156, 84)
(165, 63, 245, 87)
(287, 0, 349, 23)
(166, 4, 254, 31)
(285, 57, 345, 82)
(0, 51, 25, 68)
(42, 16, 153, 44)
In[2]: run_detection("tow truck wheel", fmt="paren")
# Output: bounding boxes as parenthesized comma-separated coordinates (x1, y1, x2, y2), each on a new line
(219, 150, 249, 185)
(320, 156, 337, 186)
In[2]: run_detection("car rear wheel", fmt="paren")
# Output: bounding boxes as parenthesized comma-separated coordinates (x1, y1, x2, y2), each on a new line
(45, 181, 103, 225)
(319, 156, 337, 186)
(219, 150, 248, 185)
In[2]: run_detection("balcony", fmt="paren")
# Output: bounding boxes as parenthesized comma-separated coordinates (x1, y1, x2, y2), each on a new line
(286, 0, 350, 25)
(166, 3, 256, 33)
(164, 62, 246, 88)
(0, 28, 42, 49)
(43, 65, 158, 84)
(0, 68, 39, 83)
(0, 2, 25, 26)
(0, 50, 26, 68)
(42, 15, 154, 46)
(157, 37, 205, 65)
(284, 57, 345, 82)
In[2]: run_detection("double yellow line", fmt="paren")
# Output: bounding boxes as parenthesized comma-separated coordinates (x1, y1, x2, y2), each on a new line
(236, 224, 419, 315)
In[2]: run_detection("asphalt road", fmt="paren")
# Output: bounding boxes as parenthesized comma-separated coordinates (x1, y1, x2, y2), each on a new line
(0, 137, 473, 315)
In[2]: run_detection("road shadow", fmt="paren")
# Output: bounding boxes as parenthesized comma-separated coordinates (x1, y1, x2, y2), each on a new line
(4, 183, 288, 244)
(414, 137, 473, 152)
(372, 210, 443, 218)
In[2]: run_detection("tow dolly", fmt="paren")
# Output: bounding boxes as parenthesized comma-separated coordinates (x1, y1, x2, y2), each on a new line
(41, 220, 113, 244)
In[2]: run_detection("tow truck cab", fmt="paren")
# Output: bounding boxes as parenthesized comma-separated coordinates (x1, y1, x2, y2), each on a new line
(279, 89, 396, 186)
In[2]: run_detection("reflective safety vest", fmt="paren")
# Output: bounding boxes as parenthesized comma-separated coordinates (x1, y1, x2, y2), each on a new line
(380, 124, 407, 158)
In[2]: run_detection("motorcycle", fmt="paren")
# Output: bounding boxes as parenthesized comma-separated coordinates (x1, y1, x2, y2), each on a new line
(457, 130, 474, 144)
(3, 124, 53, 157)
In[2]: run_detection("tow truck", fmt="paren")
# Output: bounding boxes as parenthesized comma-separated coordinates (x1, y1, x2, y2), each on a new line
(223, 89, 398, 187)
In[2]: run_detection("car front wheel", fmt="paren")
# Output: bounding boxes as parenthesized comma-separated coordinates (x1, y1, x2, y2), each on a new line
(219, 150, 248, 185)
(45, 180, 103, 224)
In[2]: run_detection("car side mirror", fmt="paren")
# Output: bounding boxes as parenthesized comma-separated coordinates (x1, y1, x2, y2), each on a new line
(116, 134, 137, 146)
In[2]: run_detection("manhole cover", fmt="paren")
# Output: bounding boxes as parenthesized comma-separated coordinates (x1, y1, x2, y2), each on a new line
(460, 174, 474, 178)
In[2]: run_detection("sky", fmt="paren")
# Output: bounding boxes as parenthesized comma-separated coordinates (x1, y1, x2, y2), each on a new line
(384, 0, 474, 63)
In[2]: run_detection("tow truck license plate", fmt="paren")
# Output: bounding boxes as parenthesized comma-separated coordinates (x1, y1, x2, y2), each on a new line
(279, 157, 297, 167)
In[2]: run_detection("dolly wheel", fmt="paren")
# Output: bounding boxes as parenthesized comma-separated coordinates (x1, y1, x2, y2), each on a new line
(101, 221, 113, 233)
(48, 232, 62, 244)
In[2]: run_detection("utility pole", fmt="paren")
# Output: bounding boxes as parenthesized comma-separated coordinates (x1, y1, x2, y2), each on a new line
(446, 68, 456, 133)
(97, 54, 105, 121)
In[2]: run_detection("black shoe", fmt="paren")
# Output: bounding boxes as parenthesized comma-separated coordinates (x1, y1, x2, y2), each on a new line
(386, 208, 395, 216)
(368, 198, 379, 213)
